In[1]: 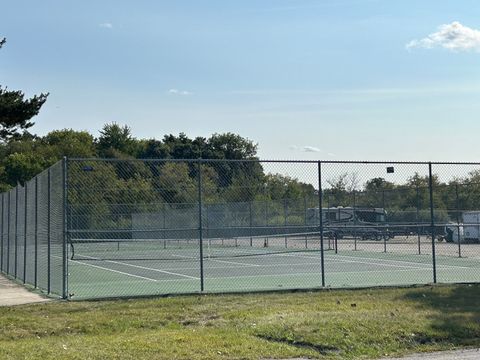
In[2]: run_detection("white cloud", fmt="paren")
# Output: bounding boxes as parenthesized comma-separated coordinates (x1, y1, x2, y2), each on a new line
(406, 21, 480, 52)
(99, 23, 113, 29)
(303, 146, 321, 153)
(168, 89, 192, 95)
(289, 145, 322, 153)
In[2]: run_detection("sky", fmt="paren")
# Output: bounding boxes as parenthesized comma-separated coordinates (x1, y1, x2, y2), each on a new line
(1, 0, 480, 162)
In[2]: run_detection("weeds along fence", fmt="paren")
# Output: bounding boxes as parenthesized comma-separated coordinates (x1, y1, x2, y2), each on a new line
(1, 158, 480, 299)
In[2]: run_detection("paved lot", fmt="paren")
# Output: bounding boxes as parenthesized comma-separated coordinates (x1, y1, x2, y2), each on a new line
(385, 348, 480, 359)
(274, 349, 480, 360)
(0, 274, 50, 306)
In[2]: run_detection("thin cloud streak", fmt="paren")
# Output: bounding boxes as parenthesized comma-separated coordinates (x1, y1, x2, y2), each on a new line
(99, 22, 113, 29)
(289, 145, 322, 153)
(303, 146, 321, 153)
(168, 89, 193, 95)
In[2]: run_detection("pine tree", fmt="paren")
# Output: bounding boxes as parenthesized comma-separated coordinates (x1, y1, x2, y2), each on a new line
(0, 38, 49, 140)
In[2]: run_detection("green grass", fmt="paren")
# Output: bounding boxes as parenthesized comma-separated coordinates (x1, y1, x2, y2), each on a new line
(1, 284, 480, 359)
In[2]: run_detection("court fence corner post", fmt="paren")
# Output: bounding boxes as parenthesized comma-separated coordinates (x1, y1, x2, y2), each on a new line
(428, 162, 437, 284)
(0, 193, 3, 274)
(14, 186, 18, 279)
(318, 161, 325, 288)
(47, 167, 51, 294)
(62, 157, 69, 300)
(197, 159, 205, 292)
(23, 181, 28, 284)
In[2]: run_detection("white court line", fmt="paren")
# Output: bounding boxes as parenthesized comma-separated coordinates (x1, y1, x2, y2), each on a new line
(134, 267, 440, 283)
(275, 253, 426, 270)
(162, 262, 324, 272)
(328, 254, 474, 270)
(205, 258, 261, 267)
(64, 256, 471, 284)
(67, 258, 158, 282)
(276, 252, 474, 270)
(204, 267, 444, 281)
(69, 266, 437, 284)
(77, 254, 199, 280)
(173, 254, 260, 268)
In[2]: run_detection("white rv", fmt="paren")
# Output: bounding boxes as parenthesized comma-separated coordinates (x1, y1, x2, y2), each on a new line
(445, 211, 480, 243)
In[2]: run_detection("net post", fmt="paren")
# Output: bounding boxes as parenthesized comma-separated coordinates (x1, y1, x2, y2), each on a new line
(14, 186, 18, 279)
(428, 162, 437, 284)
(318, 161, 325, 288)
(197, 160, 205, 292)
(23, 182, 28, 284)
(163, 202, 166, 249)
(47, 167, 51, 294)
(62, 157, 69, 299)
(264, 200, 268, 247)
(249, 201, 253, 247)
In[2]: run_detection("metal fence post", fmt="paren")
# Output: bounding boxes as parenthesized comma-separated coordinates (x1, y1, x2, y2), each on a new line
(34, 176, 38, 288)
(0, 194, 3, 272)
(353, 190, 357, 251)
(304, 195, 308, 248)
(47, 168, 51, 294)
(284, 199, 288, 248)
(6, 191, 10, 275)
(62, 157, 69, 299)
(416, 185, 421, 255)
(382, 190, 387, 253)
(14, 186, 18, 278)
(23, 182, 28, 284)
(197, 160, 205, 292)
(318, 161, 325, 287)
(428, 163, 437, 284)
(455, 184, 462, 258)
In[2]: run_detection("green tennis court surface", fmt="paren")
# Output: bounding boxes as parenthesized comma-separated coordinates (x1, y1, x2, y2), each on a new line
(66, 237, 480, 299)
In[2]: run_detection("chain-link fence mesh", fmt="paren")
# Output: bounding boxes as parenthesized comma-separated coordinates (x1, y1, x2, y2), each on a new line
(0, 160, 65, 297)
(1, 159, 480, 300)
(67, 159, 201, 297)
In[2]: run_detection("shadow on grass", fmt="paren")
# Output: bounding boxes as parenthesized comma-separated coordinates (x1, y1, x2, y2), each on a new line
(256, 334, 340, 355)
(400, 284, 480, 347)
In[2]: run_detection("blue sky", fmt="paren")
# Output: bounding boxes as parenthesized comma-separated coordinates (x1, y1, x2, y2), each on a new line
(1, 0, 480, 161)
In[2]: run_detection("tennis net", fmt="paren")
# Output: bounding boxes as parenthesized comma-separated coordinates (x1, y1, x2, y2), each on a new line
(68, 231, 329, 262)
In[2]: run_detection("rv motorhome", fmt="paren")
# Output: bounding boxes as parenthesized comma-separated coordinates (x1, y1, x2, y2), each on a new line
(306, 207, 390, 240)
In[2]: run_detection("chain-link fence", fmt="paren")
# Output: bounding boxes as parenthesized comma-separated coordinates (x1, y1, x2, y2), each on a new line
(1, 158, 480, 299)
(0, 160, 66, 298)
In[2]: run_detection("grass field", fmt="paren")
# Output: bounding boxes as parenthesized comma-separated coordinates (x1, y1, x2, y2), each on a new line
(1, 284, 480, 359)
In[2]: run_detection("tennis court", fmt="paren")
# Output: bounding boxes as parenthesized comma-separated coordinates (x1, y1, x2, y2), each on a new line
(67, 234, 480, 299)
(2, 159, 480, 300)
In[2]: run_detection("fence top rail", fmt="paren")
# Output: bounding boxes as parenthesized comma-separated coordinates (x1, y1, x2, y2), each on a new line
(67, 158, 480, 165)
